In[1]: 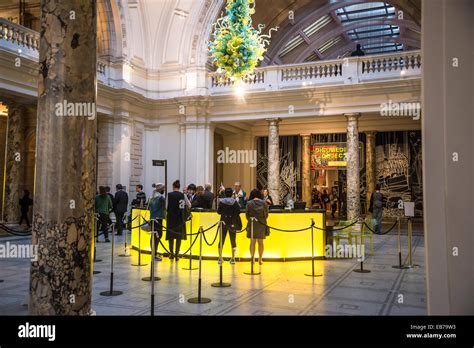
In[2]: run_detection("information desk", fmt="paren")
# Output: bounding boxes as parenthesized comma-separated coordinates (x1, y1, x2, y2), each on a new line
(131, 208, 326, 261)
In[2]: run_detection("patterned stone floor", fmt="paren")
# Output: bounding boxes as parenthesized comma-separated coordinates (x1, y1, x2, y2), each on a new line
(0, 222, 426, 316)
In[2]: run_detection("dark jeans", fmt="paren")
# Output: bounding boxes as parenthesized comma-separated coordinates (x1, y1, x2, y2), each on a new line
(373, 209, 383, 234)
(168, 239, 182, 258)
(98, 213, 110, 239)
(150, 219, 163, 255)
(115, 211, 125, 235)
(19, 211, 30, 227)
(219, 225, 237, 248)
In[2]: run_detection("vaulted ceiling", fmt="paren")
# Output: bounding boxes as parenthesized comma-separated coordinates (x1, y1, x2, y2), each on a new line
(242, 0, 421, 65)
(0, 0, 421, 72)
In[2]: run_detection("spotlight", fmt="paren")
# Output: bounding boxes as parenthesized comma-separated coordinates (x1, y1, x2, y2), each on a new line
(234, 84, 246, 97)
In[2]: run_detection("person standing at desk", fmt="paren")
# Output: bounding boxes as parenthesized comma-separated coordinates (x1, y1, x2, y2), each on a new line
(149, 183, 166, 261)
(217, 188, 241, 264)
(262, 188, 273, 206)
(233, 181, 247, 208)
(246, 189, 269, 265)
(166, 180, 190, 260)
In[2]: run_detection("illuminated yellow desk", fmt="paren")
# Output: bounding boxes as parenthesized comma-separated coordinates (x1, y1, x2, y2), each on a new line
(131, 208, 326, 261)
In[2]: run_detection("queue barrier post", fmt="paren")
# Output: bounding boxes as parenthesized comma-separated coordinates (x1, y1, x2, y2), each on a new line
(132, 213, 148, 267)
(392, 217, 408, 269)
(353, 220, 371, 273)
(93, 215, 102, 275)
(119, 213, 131, 258)
(94, 214, 102, 263)
(182, 218, 198, 271)
(244, 217, 261, 276)
(211, 221, 231, 288)
(188, 227, 212, 304)
(95, 213, 99, 243)
(305, 218, 322, 277)
(142, 219, 161, 282)
(100, 223, 123, 296)
(406, 218, 419, 269)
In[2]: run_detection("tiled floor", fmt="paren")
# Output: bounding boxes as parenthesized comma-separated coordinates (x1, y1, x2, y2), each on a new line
(0, 223, 426, 316)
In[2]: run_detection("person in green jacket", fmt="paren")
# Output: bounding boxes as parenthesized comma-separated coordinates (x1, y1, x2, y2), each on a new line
(95, 186, 113, 242)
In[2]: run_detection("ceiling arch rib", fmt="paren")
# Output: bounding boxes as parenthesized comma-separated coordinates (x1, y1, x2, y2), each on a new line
(293, 17, 419, 63)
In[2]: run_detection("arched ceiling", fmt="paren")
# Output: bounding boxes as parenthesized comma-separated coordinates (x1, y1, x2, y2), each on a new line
(246, 0, 421, 65)
(0, 0, 421, 92)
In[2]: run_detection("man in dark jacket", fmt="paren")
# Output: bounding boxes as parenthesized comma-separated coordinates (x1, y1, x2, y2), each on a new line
(369, 184, 384, 234)
(18, 190, 33, 229)
(217, 188, 241, 264)
(114, 184, 128, 235)
(351, 43, 365, 56)
(202, 184, 215, 209)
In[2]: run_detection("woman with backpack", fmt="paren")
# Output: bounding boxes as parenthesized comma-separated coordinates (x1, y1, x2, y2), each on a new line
(217, 188, 242, 264)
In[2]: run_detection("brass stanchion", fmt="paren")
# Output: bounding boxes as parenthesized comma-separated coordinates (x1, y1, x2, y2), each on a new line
(100, 224, 123, 296)
(142, 219, 161, 282)
(93, 215, 102, 275)
(212, 221, 231, 287)
(354, 221, 371, 273)
(94, 214, 102, 263)
(182, 218, 198, 270)
(244, 217, 261, 275)
(119, 212, 131, 258)
(95, 213, 99, 243)
(132, 213, 148, 267)
(392, 217, 409, 269)
(406, 218, 419, 268)
(305, 219, 322, 277)
(188, 227, 212, 304)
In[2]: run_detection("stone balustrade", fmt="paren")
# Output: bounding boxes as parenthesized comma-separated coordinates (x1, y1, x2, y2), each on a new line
(0, 18, 108, 77)
(208, 50, 421, 94)
(0, 18, 39, 52)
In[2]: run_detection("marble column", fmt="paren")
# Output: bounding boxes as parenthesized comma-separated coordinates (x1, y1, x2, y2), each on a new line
(345, 113, 361, 221)
(30, 0, 97, 315)
(267, 118, 281, 205)
(2, 102, 25, 223)
(365, 131, 377, 212)
(301, 134, 312, 207)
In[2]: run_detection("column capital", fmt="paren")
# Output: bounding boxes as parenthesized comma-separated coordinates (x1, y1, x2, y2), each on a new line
(300, 133, 311, 138)
(365, 130, 377, 137)
(265, 117, 282, 125)
(344, 113, 361, 120)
